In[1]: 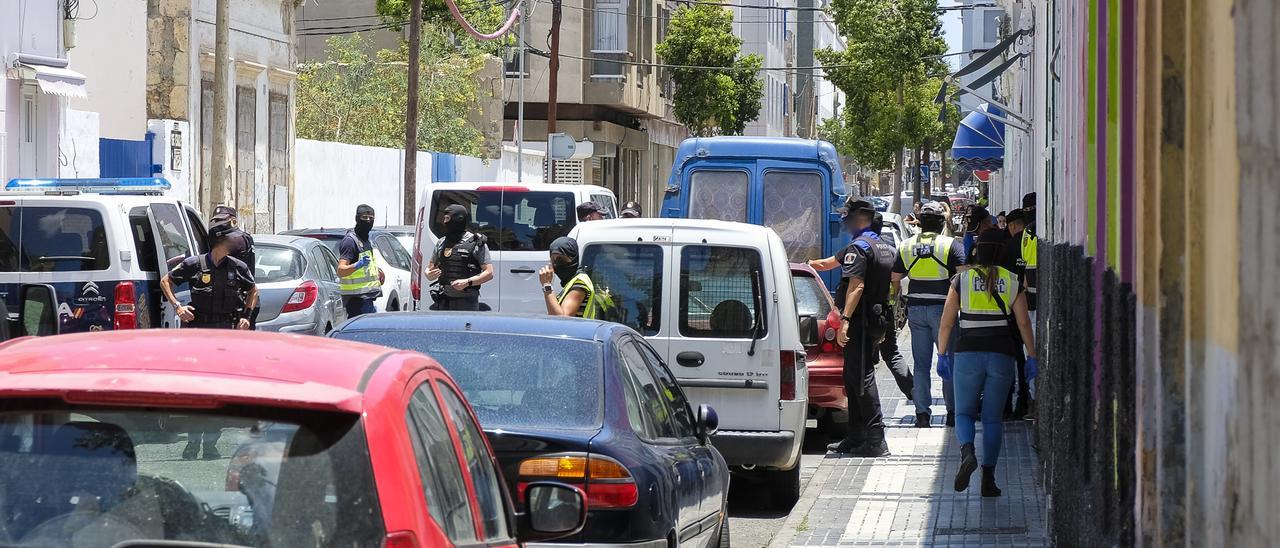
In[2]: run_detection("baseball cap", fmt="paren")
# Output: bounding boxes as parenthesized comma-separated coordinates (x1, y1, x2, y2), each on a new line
(576, 201, 608, 219)
(919, 201, 946, 217)
(840, 197, 875, 219)
(213, 205, 238, 219)
(619, 201, 641, 218)
(966, 206, 991, 232)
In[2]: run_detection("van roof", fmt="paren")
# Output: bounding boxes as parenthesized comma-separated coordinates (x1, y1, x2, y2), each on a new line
(572, 218, 784, 244)
(674, 137, 840, 164)
(424, 182, 613, 193)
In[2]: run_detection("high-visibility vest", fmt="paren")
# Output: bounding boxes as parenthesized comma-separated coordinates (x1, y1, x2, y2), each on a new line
(1021, 229, 1038, 295)
(899, 232, 956, 302)
(558, 272, 615, 320)
(957, 266, 1019, 339)
(339, 233, 381, 296)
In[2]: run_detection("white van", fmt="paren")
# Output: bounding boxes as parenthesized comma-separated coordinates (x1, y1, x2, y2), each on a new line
(411, 183, 618, 312)
(569, 218, 809, 508)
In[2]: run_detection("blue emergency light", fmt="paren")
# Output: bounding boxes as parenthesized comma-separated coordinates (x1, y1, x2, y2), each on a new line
(4, 178, 172, 194)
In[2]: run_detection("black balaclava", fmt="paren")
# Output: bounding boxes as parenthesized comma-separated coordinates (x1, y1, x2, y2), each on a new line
(443, 204, 469, 245)
(355, 204, 375, 240)
(549, 237, 580, 286)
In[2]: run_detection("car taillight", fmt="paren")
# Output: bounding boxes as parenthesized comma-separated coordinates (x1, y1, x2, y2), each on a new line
(114, 281, 137, 330)
(821, 310, 841, 353)
(518, 453, 637, 509)
(780, 350, 798, 400)
(383, 531, 420, 548)
(281, 281, 319, 313)
(411, 207, 424, 301)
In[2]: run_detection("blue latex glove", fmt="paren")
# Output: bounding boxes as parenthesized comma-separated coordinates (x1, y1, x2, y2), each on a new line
(353, 256, 371, 270)
(937, 354, 953, 381)
(1025, 357, 1039, 381)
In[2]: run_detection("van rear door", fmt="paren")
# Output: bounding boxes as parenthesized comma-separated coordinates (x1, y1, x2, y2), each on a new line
(144, 202, 197, 327)
(666, 229, 780, 432)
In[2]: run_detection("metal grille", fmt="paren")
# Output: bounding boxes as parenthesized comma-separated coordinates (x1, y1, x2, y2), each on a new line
(679, 246, 765, 338)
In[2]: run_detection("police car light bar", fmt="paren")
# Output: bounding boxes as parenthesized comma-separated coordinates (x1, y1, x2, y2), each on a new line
(4, 178, 172, 194)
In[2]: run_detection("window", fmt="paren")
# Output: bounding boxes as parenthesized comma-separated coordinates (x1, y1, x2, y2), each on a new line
(339, 331, 604, 431)
(268, 93, 290, 234)
(793, 272, 833, 318)
(236, 86, 256, 218)
(430, 190, 575, 251)
(687, 170, 749, 223)
(590, 193, 618, 219)
(311, 246, 339, 281)
(762, 171, 824, 262)
(616, 341, 676, 441)
(184, 206, 210, 255)
(982, 10, 1003, 45)
(255, 245, 305, 283)
(637, 341, 697, 440)
(591, 0, 628, 79)
(150, 203, 192, 267)
(679, 246, 766, 338)
(439, 384, 511, 542)
(3, 207, 111, 272)
(580, 243, 663, 335)
(378, 235, 413, 270)
(128, 207, 159, 273)
(406, 383, 477, 544)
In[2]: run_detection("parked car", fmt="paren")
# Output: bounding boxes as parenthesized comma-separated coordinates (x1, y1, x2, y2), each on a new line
(412, 183, 618, 313)
(380, 224, 417, 253)
(879, 211, 916, 247)
(0, 330, 586, 547)
(280, 228, 416, 312)
(569, 218, 809, 508)
(791, 263, 847, 438)
(251, 235, 347, 335)
(0, 177, 210, 332)
(331, 312, 732, 547)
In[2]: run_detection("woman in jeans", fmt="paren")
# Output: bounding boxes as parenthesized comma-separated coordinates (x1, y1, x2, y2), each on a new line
(935, 228, 1038, 497)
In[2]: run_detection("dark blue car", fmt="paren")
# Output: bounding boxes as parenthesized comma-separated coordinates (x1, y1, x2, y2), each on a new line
(332, 313, 731, 547)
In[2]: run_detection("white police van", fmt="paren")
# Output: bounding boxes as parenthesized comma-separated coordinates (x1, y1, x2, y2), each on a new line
(0, 178, 209, 333)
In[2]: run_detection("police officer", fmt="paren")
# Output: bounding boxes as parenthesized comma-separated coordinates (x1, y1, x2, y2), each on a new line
(426, 204, 493, 311)
(576, 201, 609, 222)
(808, 198, 896, 457)
(892, 201, 967, 428)
(210, 205, 258, 327)
(1000, 208, 1035, 418)
(160, 217, 258, 460)
(538, 237, 613, 319)
(619, 201, 642, 218)
(337, 204, 382, 318)
(870, 212, 914, 401)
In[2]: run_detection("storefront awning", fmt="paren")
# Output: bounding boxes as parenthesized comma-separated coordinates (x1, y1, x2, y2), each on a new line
(10, 62, 88, 99)
(951, 104, 1005, 171)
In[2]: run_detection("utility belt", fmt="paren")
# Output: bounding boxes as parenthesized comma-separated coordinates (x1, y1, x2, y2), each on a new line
(852, 302, 893, 332)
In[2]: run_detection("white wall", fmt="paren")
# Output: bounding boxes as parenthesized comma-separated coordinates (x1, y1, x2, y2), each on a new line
(1, 0, 66, 182)
(293, 139, 432, 229)
(59, 108, 99, 178)
(69, 1, 147, 140)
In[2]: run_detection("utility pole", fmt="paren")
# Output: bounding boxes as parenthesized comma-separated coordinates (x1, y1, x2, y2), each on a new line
(210, 0, 231, 209)
(516, 0, 526, 183)
(404, 0, 423, 223)
(546, 0, 562, 183)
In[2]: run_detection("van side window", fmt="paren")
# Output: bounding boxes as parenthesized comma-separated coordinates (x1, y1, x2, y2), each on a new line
(11, 207, 110, 272)
(589, 194, 617, 218)
(429, 190, 576, 252)
(580, 243, 662, 335)
(688, 170, 748, 223)
(762, 171, 823, 262)
(679, 245, 767, 339)
(128, 207, 160, 273)
(184, 206, 209, 255)
(150, 203, 192, 267)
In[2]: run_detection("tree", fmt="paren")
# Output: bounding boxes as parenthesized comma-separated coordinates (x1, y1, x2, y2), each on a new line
(818, 0, 956, 208)
(296, 33, 490, 156)
(656, 4, 764, 137)
(376, 0, 511, 55)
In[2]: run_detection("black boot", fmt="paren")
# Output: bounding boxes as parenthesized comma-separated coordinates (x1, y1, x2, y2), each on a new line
(848, 430, 891, 458)
(945, 414, 955, 427)
(915, 412, 931, 428)
(955, 442, 977, 492)
(202, 441, 221, 460)
(826, 433, 863, 454)
(981, 466, 1002, 497)
(183, 433, 200, 460)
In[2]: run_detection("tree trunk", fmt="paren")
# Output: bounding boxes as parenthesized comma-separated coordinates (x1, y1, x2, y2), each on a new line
(914, 146, 925, 201)
(890, 84, 905, 214)
(404, 0, 423, 224)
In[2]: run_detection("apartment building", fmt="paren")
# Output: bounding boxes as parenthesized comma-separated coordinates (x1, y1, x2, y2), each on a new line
(734, 0, 796, 137)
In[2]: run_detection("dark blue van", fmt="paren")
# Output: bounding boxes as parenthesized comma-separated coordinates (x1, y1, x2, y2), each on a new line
(660, 137, 849, 292)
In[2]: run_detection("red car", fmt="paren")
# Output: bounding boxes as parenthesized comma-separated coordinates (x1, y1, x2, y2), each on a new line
(0, 330, 585, 548)
(791, 263, 847, 436)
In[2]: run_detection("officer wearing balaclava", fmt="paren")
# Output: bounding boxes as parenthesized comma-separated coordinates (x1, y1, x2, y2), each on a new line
(336, 204, 383, 317)
(425, 204, 493, 311)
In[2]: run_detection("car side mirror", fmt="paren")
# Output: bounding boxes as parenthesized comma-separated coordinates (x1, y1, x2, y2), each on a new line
(518, 482, 587, 543)
(18, 284, 59, 337)
(696, 404, 719, 445)
(798, 314, 819, 347)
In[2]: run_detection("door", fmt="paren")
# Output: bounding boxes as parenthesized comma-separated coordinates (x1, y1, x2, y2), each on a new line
(145, 203, 196, 327)
(682, 168, 751, 223)
(493, 189, 576, 313)
(578, 240, 670, 355)
(403, 377, 482, 545)
(310, 245, 345, 329)
(667, 237, 779, 432)
(372, 234, 405, 310)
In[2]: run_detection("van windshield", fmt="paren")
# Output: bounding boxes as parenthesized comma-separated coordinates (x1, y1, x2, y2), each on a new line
(0, 206, 110, 272)
(429, 190, 576, 251)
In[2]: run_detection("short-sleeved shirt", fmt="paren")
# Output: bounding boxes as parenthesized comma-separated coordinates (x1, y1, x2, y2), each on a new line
(892, 234, 966, 305)
(168, 253, 255, 289)
(835, 230, 895, 321)
(338, 232, 370, 265)
(950, 273, 1023, 357)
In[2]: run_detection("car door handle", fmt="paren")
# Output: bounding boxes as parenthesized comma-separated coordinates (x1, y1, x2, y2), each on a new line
(510, 268, 536, 274)
(676, 351, 704, 367)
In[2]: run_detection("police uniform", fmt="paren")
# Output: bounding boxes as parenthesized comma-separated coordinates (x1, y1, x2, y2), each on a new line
(166, 252, 255, 329)
(431, 231, 491, 311)
(893, 223, 966, 424)
(833, 224, 896, 452)
(556, 271, 614, 320)
(211, 208, 258, 326)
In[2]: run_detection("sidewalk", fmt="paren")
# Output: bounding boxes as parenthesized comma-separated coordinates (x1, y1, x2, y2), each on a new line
(771, 331, 1050, 547)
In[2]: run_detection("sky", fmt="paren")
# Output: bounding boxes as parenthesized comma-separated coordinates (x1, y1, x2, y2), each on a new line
(940, 9, 965, 69)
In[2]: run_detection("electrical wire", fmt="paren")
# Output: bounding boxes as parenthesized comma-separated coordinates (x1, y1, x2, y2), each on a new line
(557, 1, 837, 24)
(547, 49, 857, 72)
(297, 21, 406, 36)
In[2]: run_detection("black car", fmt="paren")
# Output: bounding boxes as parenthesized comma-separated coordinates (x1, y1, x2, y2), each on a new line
(332, 312, 732, 547)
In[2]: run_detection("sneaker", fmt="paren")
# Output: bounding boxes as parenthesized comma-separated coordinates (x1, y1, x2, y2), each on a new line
(955, 443, 977, 492)
(915, 413, 931, 428)
(826, 438, 861, 454)
(848, 439, 891, 458)
(182, 442, 199, 461)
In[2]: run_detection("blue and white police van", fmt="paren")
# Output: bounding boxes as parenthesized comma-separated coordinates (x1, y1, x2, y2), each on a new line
(0, 178, 209, 333)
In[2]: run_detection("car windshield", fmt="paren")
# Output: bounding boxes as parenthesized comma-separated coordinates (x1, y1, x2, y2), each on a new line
(335, 331, 603, 431)
(255, 245, 305, 283)
(0, 404, 384, 548)
(793, 272, 833, 318)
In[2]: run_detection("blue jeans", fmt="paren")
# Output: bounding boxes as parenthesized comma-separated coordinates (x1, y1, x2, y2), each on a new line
(953, 351, 1017, 466)
(907, 303, 955, 416)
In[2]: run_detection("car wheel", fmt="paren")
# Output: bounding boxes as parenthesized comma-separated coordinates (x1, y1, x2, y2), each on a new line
(715, 512, 730, 547)
(769, 464, 801, 509)
(387, 298, 399, 312)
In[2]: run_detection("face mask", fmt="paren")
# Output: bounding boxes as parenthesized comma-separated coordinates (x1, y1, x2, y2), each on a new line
(355, 218, 374, 238)
(443, 205, 469, 239)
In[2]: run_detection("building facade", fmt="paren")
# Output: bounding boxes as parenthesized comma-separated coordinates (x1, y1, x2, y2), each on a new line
(735, 0, 796, 137)
(958, 0, 1005, 113)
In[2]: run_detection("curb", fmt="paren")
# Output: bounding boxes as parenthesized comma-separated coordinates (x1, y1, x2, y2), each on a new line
(767, 456, 834, 548)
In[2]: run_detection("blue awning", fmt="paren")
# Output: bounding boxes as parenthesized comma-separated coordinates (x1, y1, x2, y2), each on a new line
(951, 104, 1006, 171)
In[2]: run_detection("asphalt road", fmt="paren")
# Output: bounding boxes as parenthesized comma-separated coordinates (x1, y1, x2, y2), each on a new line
(727, 438, 828, 548)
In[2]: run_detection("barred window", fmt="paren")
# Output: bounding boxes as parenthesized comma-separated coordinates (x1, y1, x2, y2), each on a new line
(679, 246, 766, 338)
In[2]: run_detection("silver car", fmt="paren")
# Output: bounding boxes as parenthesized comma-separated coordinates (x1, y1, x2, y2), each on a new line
(253, 235, 348, 335)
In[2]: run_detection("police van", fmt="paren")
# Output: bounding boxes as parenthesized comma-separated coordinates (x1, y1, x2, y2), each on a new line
(0, 178, 210, 333)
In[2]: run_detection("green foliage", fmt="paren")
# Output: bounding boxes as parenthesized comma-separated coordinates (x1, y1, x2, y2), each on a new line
(296, 33, 490, 156)
(656, 4, 764, 137)
(375, 0, 511, 55)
